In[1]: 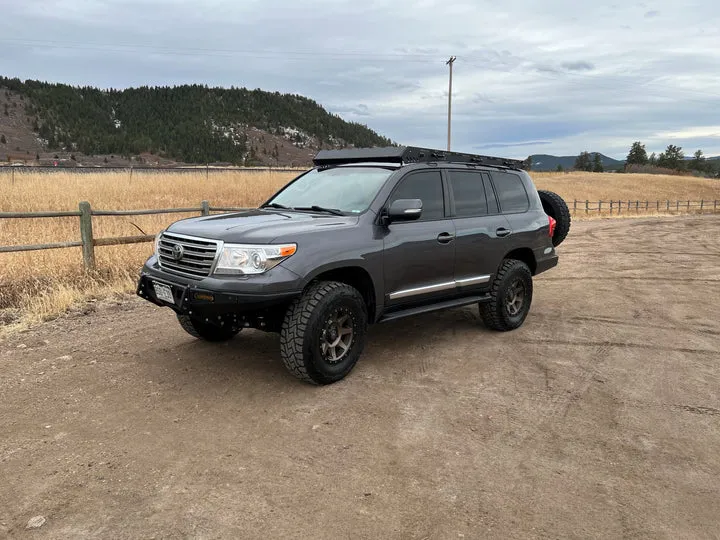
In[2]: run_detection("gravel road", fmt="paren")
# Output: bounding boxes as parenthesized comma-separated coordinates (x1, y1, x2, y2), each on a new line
(2, 216, 719, 539)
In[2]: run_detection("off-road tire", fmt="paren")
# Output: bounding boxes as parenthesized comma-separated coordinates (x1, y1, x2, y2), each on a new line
(177, 314, 241, 342)
(538, 189, 571, 247)
(479, 259, 533, 332)
(280, 281, 368, 385)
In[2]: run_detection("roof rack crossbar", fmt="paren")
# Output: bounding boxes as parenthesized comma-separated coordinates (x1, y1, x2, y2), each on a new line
(313, 146, 526, 170)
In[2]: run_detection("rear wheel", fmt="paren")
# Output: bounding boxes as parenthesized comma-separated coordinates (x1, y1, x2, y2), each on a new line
(176, 314, 241, 342)
(538, 189, 571, 247)
(280, 281, 368, 385)
(479, 259, 533, 332)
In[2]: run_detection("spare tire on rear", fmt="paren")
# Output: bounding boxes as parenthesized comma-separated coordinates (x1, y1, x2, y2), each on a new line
(538, 190, 571, 247)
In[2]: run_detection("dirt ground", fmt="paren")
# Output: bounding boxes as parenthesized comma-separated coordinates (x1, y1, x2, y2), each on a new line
(2, 215, 720, 539)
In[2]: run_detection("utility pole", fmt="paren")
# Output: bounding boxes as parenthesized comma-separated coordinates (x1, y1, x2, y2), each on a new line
(446, 56, 456, 151)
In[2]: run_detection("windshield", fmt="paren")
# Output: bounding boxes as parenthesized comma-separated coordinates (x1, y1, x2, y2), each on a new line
(267, 166, 393, 214)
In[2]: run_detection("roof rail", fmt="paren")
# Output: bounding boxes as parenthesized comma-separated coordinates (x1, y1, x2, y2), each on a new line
(313, 146, 527, 170)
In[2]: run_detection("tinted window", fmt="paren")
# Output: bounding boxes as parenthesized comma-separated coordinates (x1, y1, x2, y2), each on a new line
(492, 172, 530, 213)
(391, 171, 445, 221)
(448, 170, 488, 217)
(483, 173, 499, 213)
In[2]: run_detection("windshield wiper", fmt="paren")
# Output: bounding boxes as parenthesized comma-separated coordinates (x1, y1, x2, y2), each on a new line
(261, 202, 290, 210)
(293, 205, 345, 216)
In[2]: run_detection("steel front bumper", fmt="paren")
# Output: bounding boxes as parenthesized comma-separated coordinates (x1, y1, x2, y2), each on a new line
(136, 256, 303, 317)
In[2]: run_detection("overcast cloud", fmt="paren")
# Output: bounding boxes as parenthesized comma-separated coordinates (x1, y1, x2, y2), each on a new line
(1, 0, 719, 158)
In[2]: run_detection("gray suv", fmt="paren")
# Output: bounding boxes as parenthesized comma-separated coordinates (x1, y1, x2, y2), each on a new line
(137, 147, 571, 384)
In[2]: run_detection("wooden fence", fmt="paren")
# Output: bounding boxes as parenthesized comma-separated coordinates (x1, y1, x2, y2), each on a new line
(0, 201, 247, 270)
(569, 199, 720, 215)
(2, 199, 719, 271)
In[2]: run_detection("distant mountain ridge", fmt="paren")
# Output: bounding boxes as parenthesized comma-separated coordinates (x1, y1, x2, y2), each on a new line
(531, 153, 720, 172)
(0, 76, 392, 166)
(530, 153, 625, 171)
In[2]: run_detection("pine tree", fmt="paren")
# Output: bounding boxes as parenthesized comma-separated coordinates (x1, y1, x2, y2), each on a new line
(592, 153, 604, 172)
(626, 142, 648, 166)
(574, 151, 593, 172)
(692, 149, 705, 172)
(657, 145, 684, 170)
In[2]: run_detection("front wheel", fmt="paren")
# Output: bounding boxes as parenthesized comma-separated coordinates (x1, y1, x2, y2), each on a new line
(479, 259, 533, 331)
(280, 281, 368, 385)
(176, 314, 241, 342)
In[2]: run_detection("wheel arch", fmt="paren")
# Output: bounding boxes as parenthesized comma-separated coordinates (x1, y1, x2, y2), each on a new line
(304, 265, 379, 323)
(503, 247, 537, 275)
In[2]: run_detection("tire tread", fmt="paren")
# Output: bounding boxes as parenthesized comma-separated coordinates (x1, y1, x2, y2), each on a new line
(479, 259, 533, 332)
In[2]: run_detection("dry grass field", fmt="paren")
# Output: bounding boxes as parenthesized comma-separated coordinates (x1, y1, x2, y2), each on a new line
(1, 168, 719, 333)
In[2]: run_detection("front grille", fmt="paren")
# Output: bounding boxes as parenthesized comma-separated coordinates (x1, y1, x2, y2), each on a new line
(157, 232, 220, 278)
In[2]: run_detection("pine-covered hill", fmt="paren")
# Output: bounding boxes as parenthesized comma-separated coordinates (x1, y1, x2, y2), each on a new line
(0, 77, 393, 165)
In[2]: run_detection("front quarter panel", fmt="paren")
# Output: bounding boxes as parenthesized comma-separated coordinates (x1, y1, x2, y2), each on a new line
(277, 213, 385, 317)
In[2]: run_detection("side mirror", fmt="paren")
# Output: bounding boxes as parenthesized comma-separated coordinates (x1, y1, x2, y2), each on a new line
(386, 199, 423, 223)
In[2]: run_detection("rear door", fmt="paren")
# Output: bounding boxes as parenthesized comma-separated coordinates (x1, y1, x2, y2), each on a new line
(447, 169, 512, 290)
(382, 169, 456, 306)
(488, 170, 534, 253)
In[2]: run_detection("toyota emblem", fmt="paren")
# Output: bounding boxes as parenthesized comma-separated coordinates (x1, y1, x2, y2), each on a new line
(172, 244, 184, 261)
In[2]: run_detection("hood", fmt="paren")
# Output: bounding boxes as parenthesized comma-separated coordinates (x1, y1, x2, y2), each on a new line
(166, 209, 359, 243)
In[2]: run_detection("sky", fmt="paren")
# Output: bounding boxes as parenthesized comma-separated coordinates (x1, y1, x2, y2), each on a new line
(1, 0, 719, 159)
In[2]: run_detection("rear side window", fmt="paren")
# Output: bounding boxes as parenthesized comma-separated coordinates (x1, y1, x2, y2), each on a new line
(448, 170, 488, 217)
(390, 171, 445, 221)
(491, 172, 530, 213)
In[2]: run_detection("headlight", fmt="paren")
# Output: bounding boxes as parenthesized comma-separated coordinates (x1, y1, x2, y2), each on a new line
(154, 230, 165, 257)
(214, 243, 297, 275)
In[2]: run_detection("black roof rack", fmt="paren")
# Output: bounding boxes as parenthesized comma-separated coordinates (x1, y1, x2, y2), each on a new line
(313, 146, 527, 170)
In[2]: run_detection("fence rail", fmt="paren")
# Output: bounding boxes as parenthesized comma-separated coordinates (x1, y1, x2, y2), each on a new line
(0, 200, 251, 269)
(569, 199, 719, 215)
(2, 199, 719, 271)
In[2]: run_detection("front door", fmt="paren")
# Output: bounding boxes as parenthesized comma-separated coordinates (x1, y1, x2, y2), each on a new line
(382, 170, 456, 307)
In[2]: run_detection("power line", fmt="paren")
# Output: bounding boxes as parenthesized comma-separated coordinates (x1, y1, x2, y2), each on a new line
(0, 37, 447, 63)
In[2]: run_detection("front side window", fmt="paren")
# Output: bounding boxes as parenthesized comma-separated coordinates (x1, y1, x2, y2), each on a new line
(390, 171, 445, 221)
(268, 166, 393, 214)
(491, 172, 530, 213)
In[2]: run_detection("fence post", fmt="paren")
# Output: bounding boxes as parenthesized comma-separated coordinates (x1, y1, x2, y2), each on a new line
(573, 200, 577, 215)
(645, 200, 648, 212)
(687, 200, 690, 211)
(676, 200, 679, 212)
(610, 200, 613, 215)
(201, 200, 210, 216)
(635, 200, 639, 213)
(598, 200, 602, 214)
(585, 200, 589, 215)
(715, 200, 718, 212)
(656, 200, 659, 212)
(666, 200, 670, 212)
(79, 201, 95, 271)
(618, 200, 622, 214)
(700, 199, 704, 212)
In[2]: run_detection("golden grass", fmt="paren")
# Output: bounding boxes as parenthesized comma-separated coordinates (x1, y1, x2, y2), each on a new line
(0, 169, 295, 334)
(1, 167, 719, 334)
(531, 171, 720, 202)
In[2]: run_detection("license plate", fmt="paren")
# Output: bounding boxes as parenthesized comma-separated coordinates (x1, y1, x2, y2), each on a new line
(153, 282, 175, 305)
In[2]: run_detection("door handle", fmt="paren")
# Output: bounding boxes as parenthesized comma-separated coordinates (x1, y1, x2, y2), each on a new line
(496, 228, 512, 238)
(437, 232, 455, 244)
